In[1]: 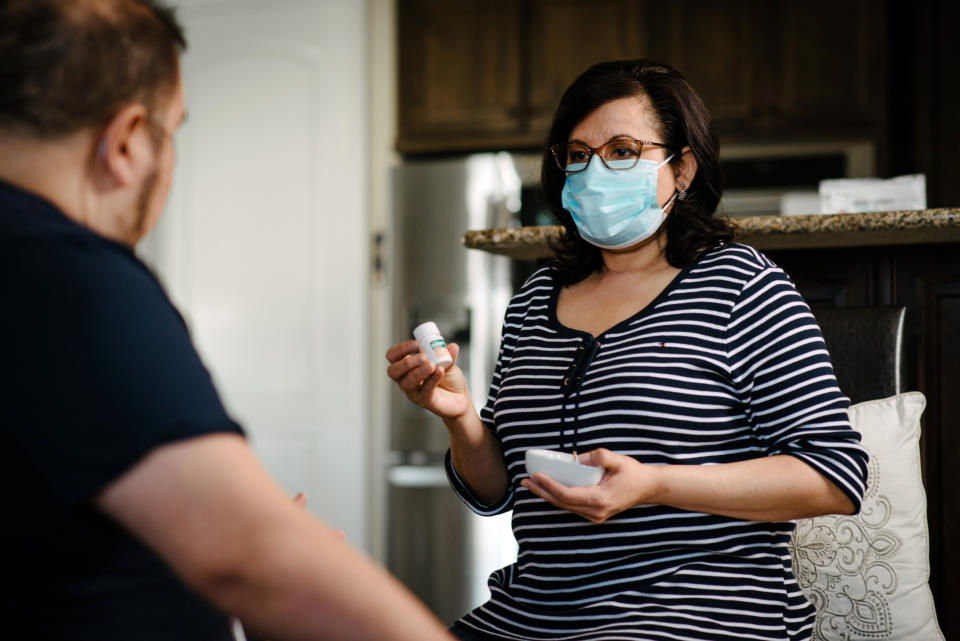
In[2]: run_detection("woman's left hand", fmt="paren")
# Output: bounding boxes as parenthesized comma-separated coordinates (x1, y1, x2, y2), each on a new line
(520, 448, 659, 523)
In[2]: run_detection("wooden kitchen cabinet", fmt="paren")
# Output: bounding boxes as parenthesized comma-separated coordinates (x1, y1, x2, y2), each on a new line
(645, 0, 885, 140)
(524, 0, 645, 137)
(396, 0, 524, 152)
(767, 0, 885, 135)
(396, 0, 639, 153)
(397, 0, 886, 153)
(644, 0, 767, 133)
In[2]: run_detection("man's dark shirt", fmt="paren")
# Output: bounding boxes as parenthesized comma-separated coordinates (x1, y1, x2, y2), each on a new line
(0, 179, 242, 640)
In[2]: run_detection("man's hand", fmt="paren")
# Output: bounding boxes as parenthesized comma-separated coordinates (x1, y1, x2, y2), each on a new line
(291, 493, 345, 542)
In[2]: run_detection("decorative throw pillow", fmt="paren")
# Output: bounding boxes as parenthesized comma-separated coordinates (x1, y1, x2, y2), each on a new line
(789, 392, 944, 640)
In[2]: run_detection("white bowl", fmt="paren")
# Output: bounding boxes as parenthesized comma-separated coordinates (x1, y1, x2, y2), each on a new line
(524, 449, 603, 487)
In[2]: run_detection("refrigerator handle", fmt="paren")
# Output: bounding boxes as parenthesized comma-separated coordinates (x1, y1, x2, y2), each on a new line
(387, 465, 449, 488)
(449, 307, 471, 345)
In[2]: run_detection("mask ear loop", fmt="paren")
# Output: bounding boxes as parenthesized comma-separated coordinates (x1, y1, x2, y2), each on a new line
(655, 153, 675, 170)
(658, 154, 682, 214)
(661, 191, 679, 214)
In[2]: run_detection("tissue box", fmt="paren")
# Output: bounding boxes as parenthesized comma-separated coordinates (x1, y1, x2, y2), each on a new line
(819, 174, 926, 214)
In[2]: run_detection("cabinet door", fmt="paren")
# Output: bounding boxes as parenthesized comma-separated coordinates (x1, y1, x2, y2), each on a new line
(645, 0, 766, 135)
(397, 0, 522, 152)
(526, 0, 645, 138)
(765, 248, 875, 308)
(893, 245, 960, 634)
(765, 0, 885, 134)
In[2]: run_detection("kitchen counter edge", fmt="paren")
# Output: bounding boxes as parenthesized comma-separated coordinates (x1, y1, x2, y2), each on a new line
(462, 208, 960, 258)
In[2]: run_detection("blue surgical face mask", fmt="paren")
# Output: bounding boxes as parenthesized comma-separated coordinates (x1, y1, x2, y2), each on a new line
(561, 154, 676, 250)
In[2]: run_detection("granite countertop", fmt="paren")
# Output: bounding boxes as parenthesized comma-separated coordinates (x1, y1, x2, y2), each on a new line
(462, 208, 960, 259)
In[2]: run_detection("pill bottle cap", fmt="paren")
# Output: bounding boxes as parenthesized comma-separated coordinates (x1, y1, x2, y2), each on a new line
(413, 321, 441, 342)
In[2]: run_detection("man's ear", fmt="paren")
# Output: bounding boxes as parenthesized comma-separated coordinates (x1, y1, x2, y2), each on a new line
(97, 104, 150, 187)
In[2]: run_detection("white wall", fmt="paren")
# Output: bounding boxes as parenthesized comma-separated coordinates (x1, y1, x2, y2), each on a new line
(140, 0, 373, 550)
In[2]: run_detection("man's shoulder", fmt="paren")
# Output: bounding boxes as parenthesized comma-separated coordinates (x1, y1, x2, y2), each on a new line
(2, 201, 174, 322)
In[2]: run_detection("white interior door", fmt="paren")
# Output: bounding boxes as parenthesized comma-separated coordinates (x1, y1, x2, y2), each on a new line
(140, 0, 370, 549)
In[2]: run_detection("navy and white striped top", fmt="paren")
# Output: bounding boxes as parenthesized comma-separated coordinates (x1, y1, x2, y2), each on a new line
(445, 243, 868, 641)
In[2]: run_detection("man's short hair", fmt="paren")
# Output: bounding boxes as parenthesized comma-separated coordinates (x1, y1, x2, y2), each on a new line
(0, 0, 186, 138)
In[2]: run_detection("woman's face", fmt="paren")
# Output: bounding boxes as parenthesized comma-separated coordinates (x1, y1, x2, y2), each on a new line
(567, 96, 678, 209)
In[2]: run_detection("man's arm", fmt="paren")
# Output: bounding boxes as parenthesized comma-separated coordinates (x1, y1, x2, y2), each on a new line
(96, 433, 452, 641)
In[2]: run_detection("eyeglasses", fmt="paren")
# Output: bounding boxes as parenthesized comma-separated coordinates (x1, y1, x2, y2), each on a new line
(145, 117, 176, 144)
(550, 136, 669, 174)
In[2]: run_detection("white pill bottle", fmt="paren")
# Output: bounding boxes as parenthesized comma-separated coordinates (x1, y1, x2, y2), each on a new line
(413, 321, 453, 368)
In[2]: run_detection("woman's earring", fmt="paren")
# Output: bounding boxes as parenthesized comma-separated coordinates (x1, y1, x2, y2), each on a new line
(677, 183, 688, 201)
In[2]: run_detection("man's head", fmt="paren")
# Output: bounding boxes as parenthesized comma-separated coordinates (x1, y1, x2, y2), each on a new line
(0, 0, 187, 246)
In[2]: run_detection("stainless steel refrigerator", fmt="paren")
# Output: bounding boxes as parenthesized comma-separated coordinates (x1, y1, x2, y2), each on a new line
(386, 153, 535, 624)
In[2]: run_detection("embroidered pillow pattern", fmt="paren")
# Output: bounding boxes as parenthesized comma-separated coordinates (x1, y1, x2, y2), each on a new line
(790, 455, 899, 639)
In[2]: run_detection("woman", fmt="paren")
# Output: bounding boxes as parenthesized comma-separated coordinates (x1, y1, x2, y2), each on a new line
(386, 59, 868, 641)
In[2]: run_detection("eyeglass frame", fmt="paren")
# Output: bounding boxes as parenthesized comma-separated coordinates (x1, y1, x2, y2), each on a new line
(144, 114, 178, 144)
(550, 136, 671, 174)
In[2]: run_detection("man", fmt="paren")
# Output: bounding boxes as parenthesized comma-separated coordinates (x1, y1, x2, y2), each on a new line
(0, 1, 452, 640)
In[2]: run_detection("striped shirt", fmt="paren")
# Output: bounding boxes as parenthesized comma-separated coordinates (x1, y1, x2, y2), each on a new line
(445, 243, 868, 641)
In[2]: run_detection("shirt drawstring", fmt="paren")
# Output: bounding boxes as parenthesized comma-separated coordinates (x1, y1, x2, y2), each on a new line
(560, 336, 600, 458)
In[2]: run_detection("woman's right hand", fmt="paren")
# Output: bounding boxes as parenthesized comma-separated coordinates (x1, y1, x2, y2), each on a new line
(389, 340, 509, 502)
(385, 340, 471, 420)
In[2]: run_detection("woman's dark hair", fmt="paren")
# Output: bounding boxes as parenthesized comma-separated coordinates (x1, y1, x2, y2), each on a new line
(541, 58, 735, 285)
(0, 0, 186, 138)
